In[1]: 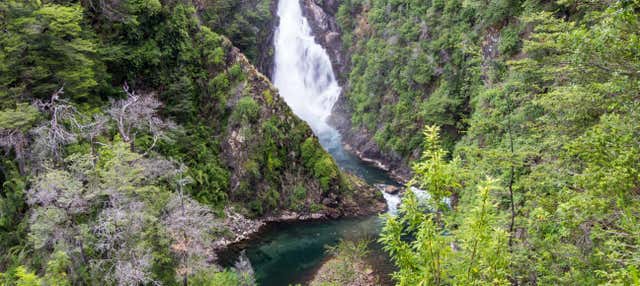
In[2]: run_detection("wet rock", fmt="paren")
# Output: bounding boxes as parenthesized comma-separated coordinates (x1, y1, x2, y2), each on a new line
(301, 0, 346, 80)
(375, 184, 401, 195)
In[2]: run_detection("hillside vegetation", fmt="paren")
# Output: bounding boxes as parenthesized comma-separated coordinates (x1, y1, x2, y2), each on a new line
(334, 0, 640, 284)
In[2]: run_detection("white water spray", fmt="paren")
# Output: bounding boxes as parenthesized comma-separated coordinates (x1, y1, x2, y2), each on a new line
(382, 192, 401, 215)
(273, 0, 340, 134)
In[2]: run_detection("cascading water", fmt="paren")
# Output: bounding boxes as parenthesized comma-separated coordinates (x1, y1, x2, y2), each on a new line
(273, 0, 402, 206)
(273, 0, 339, 135)
(382, 192, 402, 215)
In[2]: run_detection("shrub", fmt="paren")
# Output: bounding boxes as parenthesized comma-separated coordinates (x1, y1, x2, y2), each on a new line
(314, 155, 339, 191)
(231, 97, 260, 123)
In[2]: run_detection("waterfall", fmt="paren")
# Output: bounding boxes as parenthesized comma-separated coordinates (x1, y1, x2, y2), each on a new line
(273, 0, 340, 134)
(273, 0, 399, 214)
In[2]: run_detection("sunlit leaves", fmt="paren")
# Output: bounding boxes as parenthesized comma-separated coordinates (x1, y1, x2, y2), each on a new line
(381, 126, 509, 285)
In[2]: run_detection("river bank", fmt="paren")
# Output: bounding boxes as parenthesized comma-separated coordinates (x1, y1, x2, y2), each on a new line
(212, 177, 387, 255)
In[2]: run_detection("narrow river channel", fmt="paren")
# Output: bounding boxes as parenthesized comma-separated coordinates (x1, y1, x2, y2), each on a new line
(219, 0, 402, 285)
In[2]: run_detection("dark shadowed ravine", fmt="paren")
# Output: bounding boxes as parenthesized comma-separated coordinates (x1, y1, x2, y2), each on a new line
(217, 0, 401, 285)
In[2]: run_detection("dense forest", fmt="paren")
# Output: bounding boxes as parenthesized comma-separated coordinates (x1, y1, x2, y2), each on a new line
(1, 0, 639, 285)
(333, 0, 639, 284)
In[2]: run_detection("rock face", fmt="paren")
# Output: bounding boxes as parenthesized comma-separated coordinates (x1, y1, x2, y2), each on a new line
(300, 0, 413, 182)
(300, 0, 347, 82)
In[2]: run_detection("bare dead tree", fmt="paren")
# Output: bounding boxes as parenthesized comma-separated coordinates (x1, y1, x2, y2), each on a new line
(79, 114, 109, 159)
(0, 129, 28, 174)
(108, 83, 175, 154)
(163, 170, 220, 286)
(32, 87, 80, 165)
(93, 195, 157, 286)
(138, 157, 180, 183)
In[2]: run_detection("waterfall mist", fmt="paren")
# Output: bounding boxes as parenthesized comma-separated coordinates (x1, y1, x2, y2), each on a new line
(273, 0, 340, 135)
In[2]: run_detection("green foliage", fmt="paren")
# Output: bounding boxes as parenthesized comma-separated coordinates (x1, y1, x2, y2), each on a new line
(0, 266, 42, 286)
(314, 155, 339, 191)
(0, 0, 104, 103)
(202, 0, 274, 70)
(293, 185, 307, 202)
(166, 126, 230, 211)
(43, 251, 71, 286)
(411, 126, 462, 211)
(380, 130, 510, 285)
(0, 0, 351, 283)
(338, 0, 497, 157)
(389, 1, 640, 284)
(498, 24, 521, 56)
(232, 97, 261, 124)
(301, 137, 339, 192)
(0, 104, 39, 130)
(262, 89, 274, 106)
(0, 159, 28, 258)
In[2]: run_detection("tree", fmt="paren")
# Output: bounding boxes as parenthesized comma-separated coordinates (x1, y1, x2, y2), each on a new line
(32, 87, 80, 164)
(108, 83, 175, 153)
(380, 126, 510, 285)
(163, 173, 220, 286)
(0, 0, 101, 103)
(410, 125, 461, 212)
(93, 196, 156, 286)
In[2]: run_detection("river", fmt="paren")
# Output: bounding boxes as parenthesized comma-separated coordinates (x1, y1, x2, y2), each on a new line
(219, 0, 402, 285)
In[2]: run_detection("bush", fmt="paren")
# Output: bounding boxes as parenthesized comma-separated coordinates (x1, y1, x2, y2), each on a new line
(314, 155, 339, 191)
(301, 137, 321, 167)
(228, 64, 245, 81)
(232, 97, 260, 123)
(293, 185, 307, 201)
(289, 184, 308, 211)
